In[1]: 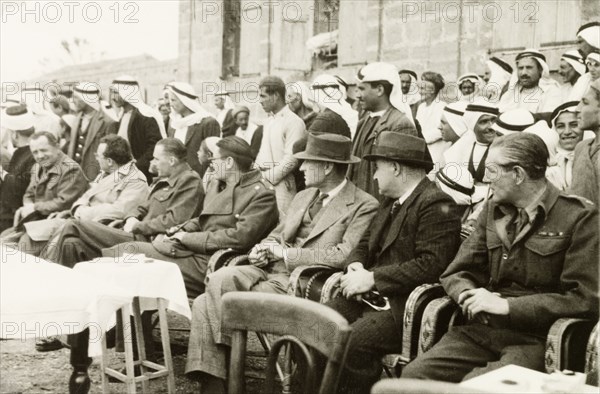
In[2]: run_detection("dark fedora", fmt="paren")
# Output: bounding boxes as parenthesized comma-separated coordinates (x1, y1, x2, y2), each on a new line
(364, 131, 433, 171)
(308, 108, 351, 138)
(294, 133, 360, 164)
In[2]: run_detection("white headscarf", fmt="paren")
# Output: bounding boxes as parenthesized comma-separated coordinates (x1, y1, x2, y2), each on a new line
(525, 120, 559, 166)
(484, 57, 513, 102)
(491, 109, 535, 136)
(561, 50, 587, 76)
(287, 81, 314, 109)
(508, 49, 560, 92)
(436, 164, 475, 205)
(463, 98, 499, 133)
(356, 62, 415, 125)
(457, 73, 485, 102)
(167, 82, 214, 129)
(72, 82, 101, 111)
(586, 49, 600, 70)
(111, 75, 166, 138)
(399, 70, 422, 105)
(311, 74, 359, 136)
(577, 22, 600, 49)
(442, 101, 468, 138)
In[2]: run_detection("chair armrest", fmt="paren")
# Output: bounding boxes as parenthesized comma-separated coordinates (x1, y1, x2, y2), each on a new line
(585, 322, 598, 385)
(288, 265, 342, 303)
(418, 296, 462, 355)
(206, 249, 248, 278)
(545, 318, 596, 374)
(400, 284, 446, 365)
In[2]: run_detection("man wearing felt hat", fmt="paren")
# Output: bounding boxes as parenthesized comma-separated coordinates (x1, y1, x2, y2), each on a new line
(0, 104, 37, 232)
(69, 82, 118, 180)
(498, 49, 561, 114)
(324, 132, 461, 394)
(185, 133, 379, 393)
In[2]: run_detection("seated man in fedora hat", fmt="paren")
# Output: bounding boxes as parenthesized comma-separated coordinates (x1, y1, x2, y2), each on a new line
(185, 133, 379, 393)
(325, 132, 462, 394)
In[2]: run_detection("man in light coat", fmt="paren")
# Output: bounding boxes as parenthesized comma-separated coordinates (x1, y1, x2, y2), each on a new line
(17, 135, 149, 255)
(185, 133, 379, 394)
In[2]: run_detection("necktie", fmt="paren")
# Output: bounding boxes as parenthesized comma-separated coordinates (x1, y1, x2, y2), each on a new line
(390, 200, 401, 217)
(506, 209, 529, 244)
(308, 194, 328, 219)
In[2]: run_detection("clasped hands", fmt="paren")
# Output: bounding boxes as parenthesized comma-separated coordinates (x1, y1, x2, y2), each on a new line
(340, 262, 375, 301)
(458, 288, 509, 324)
(248, 241, 285, 268)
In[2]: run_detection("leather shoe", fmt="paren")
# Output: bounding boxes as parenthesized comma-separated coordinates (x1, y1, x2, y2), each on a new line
(69, 371, 91, 394)
(36, 336, 68, 352)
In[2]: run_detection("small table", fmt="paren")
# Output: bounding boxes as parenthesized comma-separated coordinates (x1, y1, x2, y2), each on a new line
(460, 364, 598, 393)
(74, 256, 192, 394)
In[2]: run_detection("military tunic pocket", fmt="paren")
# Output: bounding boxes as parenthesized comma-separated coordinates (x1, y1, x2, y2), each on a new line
(524, 235, 570, 285)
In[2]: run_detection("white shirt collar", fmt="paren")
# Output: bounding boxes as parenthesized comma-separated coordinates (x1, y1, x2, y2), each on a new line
(369, 109, 386, 118)
(320, 178, 347, 207)
(398, 182, 419, 205)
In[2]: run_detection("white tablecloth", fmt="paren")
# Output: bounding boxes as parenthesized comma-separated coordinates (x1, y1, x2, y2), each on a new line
(460, 365, 597, 393)
(73, 256, 192, 320)
(0, 244, 131, 356)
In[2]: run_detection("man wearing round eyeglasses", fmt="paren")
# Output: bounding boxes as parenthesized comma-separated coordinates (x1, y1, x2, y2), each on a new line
(403, 132, 598, 383)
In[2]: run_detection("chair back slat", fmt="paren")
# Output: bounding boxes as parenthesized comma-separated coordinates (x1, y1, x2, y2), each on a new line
(222, 292, 351, 362)
(222, 292, 352, 394)
(263, 336, 315, 394)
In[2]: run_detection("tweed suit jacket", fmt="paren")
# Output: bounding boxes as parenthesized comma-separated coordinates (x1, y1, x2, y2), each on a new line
(68, 109, 118, 180)
(348, 178, 461, 325)
(177, 169, 279, 254)
(263, 181, 379, 274)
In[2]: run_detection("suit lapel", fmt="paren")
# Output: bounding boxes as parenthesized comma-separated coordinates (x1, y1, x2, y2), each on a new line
(184, 123, 196, 145)
(82, 111, 102, 157)
(68, 113, 83, 158)
(303, 183, 355, 244)
(283, 189, 318, 243)
(369, 199, 392, 252)
(365, 107, 392, 144)
(380, 179, 428, 254)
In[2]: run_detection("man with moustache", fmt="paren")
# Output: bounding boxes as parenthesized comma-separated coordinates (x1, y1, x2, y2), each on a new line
(558, 51, 586, 102)
(499, 50, 561, 114)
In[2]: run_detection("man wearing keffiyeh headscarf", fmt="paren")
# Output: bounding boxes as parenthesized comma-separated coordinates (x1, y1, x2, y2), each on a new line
(483, 57, 513, 103)
(110, 76, 165, 182)
(569, 22, 600, 101)
(498, 49, 561, 114)
(559, 51, 586, 102)
(166, 82, 220, 176)
(347, 62, 423, 200)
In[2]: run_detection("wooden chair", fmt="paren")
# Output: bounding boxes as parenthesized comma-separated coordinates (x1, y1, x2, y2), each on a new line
(289, 265, 447, 377)
(585, 322, 598, 386)
(221, 291, 352, 394)
(417, 295, 596, 374)
(371, 378, 484, 393)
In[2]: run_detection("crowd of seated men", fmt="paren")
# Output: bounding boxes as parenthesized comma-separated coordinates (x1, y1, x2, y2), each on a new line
(0, 20, 599, 394)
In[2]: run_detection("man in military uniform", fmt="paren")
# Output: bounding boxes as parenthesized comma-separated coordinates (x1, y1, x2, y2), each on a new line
(403, 133, 599, 382)
(41, 138, 202, 267)
(102, 136, 279, 298)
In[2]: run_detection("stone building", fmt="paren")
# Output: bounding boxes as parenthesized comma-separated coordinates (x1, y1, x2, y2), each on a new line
(178, 0, 599, 117)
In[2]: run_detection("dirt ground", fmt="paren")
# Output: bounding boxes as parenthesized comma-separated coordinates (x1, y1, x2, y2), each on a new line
(0, 336, 268, 394)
